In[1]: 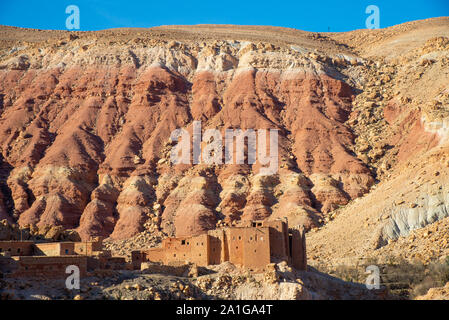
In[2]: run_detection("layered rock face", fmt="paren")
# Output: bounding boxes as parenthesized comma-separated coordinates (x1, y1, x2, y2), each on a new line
(1, 21, 445, 241)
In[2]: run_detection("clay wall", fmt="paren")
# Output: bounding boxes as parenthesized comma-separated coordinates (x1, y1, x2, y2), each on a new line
(290, 228, 307, 270)
(0, 241, 34, 256)
(145, 248, 165, 263)
(207, 229, 226, 264)
(9, 256, 88, 278)
(34, 242, 77, 256)
(241, 227, 271, 270)
(226, 228, 245, 266)
(266, 220, 289, 261)
(74, 239, 103, 255)
(146, 233, 209, 265)
(138, 220, 307, 271)
(34, 243, 62, 256)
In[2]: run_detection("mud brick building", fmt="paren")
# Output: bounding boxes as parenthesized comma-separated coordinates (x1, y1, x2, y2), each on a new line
(0, 238, 126, 278)
(132, 220, 306, 271)
(3, 256, 89, 278)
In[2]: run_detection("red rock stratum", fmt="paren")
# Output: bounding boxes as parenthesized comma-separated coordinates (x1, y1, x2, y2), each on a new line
(0, 18, 448, 245)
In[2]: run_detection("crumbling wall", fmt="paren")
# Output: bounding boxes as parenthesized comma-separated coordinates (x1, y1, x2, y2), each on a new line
(9, 256, 88, 278)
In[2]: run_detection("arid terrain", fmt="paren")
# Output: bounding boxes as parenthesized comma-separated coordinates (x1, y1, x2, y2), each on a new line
(1, 260, 387, 300)
(0, 17, 449, 299)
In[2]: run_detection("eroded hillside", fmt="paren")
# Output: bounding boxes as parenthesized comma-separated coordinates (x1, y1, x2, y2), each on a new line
(0, 17, 448, 265)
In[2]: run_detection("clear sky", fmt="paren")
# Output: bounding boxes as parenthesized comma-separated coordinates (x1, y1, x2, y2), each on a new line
(0, 0, 448, 32)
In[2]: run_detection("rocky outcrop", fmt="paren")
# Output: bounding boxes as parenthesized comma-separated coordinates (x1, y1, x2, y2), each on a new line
(380, 191, 449, 243)
(0, 219, 80, 242)
(416, 282, 449, 300)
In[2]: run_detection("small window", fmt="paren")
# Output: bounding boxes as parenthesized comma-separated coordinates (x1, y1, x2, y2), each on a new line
(65, 249, 69, 254)
(257, 223, 262, 227)
(254, 250, 257, 253)
(199, 254, 201, 256)
(7, 248, 11, 252)
(17, 248, 21, 253)
(236, 246, 238, 249)
(0, 248, 2, 252)
(187, 242, 190, 245)
(252, 222, 257, 227)
(174, 254, 176, 257)
(250, 237, 252, 241)
(181, 240, 186, 245)
(238, 236, 241, 240)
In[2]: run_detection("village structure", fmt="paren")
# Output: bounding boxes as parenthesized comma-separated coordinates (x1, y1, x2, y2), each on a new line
(0, 219, 306, 278)
(0, 237, 126, 278)
(132, 219, 307, 272)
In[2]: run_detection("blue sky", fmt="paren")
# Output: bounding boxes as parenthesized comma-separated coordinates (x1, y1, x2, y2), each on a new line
(0, 0, 448, 32)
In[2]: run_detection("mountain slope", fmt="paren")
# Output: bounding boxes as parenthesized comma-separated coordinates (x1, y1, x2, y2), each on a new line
(0, 18, 448, 248)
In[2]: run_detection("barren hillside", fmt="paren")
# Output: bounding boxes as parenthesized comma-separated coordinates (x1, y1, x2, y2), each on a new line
(0, 18, 448, 288)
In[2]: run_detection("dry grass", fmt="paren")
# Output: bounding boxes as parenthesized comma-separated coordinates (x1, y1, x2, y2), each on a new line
(315, 256, 449, 299)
